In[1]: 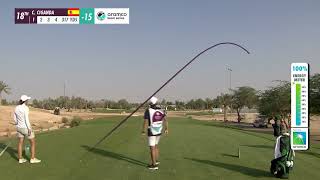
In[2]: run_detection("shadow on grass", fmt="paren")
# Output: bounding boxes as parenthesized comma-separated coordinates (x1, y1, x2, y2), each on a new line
(301, 151, 320, 158)
(221, 153, 238, 158)
(81, 145, 147, 167)
(0, 143, 18, 160)
(201, 122, 274, 142)
(185, 157, 271, 178)
(241, 145, 273, 150)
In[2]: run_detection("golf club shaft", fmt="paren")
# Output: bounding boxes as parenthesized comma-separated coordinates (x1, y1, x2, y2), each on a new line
(0, 141, 12, 157)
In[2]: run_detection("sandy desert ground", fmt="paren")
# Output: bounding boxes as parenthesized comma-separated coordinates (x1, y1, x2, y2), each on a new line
(0, 106, 140, 136)
(1, 106, 319, 141)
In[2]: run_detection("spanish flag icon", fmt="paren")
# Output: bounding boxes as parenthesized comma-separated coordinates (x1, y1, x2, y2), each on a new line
(68, 8, 80, 16)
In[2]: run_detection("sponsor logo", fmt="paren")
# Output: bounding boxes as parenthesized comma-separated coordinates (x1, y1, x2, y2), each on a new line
(107, 12, 127, 19)
(94, 8, 129, 24)
(97, 11, 106, 21)
(153, 111, 164, 122)
(293, 132, 306, 145)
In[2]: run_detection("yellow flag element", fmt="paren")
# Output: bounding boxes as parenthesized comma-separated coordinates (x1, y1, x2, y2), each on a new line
(68, 9, 80, 16)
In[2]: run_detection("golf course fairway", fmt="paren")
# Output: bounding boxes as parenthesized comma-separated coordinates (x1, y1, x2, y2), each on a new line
(0, 117, 319, 180)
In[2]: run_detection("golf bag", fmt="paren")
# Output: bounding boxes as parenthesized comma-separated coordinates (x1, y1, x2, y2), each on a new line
(270, 134, 295, 179)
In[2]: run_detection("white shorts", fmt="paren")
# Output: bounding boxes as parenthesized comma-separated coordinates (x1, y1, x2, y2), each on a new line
(148, 136, 161, 146)
(17, 128, 35, 139)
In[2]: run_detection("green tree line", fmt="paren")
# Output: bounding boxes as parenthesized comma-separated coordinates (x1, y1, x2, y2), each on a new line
(32, 97, 137, 111)
(1, 74, 319, 120)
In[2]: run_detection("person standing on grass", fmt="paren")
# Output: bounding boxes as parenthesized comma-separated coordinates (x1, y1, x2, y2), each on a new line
(272, 114, 289, 137)
(142, 97, 168, 170)
(13, 95, 41, 164)
(287, 113, 291, 127)
(272, 114, 281, 137)
(280, 115, 289, 134)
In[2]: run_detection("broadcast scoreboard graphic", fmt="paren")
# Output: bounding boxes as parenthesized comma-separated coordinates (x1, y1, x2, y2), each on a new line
(15, 8, 129, 24)
(291, 63, 309, 150)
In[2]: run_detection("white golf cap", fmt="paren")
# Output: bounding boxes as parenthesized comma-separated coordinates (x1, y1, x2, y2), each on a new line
(150, 97, 158, 105)
(20, 95, 31, 101)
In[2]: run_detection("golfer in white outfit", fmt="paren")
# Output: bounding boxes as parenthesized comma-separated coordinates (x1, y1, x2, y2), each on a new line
(14, 95, 41, 164)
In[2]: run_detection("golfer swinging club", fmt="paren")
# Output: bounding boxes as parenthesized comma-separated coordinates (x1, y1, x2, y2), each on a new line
(142, 97, 168, 170)
(13, 95, 41, 164)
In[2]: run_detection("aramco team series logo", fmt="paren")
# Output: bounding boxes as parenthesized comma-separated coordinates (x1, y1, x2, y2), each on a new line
(97, 11, 106, 21)
(293, 132, 306, 145)
(153, 111, 164, 122)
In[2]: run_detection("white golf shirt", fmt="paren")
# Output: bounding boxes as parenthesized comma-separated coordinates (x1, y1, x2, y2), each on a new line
(14, 104, 32, 130)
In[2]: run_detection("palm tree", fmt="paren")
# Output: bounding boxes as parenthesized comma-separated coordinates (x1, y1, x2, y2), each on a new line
(0, 81, 11, 105)
(216, 93, 232, 122)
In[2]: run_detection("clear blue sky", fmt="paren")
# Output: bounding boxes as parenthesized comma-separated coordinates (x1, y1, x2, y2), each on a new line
(1, 0, 319, 102)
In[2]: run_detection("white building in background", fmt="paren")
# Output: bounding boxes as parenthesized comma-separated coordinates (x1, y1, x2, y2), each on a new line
(212, 108, 223, 113)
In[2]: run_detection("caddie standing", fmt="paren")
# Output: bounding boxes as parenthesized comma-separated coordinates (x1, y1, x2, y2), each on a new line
(142, 97, 168, 170)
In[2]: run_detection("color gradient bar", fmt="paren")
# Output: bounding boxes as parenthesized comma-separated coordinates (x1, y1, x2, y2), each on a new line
(291, 63, 309, 150)
(296, 83, 301, 126)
